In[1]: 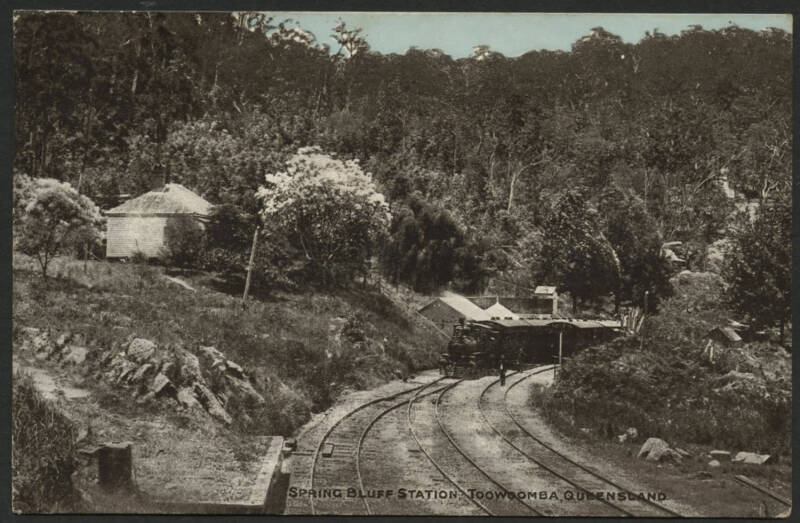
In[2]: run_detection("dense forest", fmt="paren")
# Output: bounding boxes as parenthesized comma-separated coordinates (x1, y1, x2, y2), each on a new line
(13, 12, 792, 318)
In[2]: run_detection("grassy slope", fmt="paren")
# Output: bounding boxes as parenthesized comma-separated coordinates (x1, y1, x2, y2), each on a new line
(13, 254, 445, 435)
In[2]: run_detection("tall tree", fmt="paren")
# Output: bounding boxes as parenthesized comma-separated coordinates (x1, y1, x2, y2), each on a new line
(724, 196, 792, 343)
(533, 190, 620, 312)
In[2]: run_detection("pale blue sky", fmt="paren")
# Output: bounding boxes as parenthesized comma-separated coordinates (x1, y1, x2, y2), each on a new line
(266, 12, 792, 57)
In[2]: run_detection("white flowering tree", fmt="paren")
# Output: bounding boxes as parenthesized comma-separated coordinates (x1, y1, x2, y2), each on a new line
(15, 176, 105, 279)
(257, 146, 390, 287)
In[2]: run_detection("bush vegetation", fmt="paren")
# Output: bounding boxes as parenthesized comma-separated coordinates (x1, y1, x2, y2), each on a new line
(535, 271, 791, 458)
(12, 372, 78, 513)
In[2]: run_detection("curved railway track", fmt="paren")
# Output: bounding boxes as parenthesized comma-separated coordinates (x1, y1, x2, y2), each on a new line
(413, 378, 544, 516)
(309, 378, 450, 515)
(305, 367, 697, 516)
(405, 378, 494, 515)
(483, 368, 683, 517)
(354, 379, 466, 515)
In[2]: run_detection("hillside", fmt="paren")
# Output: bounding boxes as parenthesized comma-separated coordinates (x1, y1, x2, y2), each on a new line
(535, 270, 791, 472)
(12, 254, 445, 511)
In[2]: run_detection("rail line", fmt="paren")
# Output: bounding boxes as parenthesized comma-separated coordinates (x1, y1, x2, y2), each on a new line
(406, 379, 495, 515)
(733, 474, 792, 514)
(354, 379, 458, 515)
(493, 369, 683, 517)
(429, 379, 544, 516)
(309, 380, 444, 515)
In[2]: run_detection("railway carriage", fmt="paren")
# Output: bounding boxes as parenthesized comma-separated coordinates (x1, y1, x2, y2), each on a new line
(439, 317, 621, 378)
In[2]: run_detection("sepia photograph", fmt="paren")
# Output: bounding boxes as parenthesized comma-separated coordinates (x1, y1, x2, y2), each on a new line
(10, 9, 792, 516)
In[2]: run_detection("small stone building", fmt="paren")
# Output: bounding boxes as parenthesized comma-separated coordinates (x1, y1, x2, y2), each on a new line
(105, 183, 213, 259)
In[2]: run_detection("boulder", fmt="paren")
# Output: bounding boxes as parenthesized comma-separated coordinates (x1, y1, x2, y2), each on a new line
(114, 360, 138, 384)
(637, 437, 678, 462)
(225, 360, 246, 379)
(130, 363, 155, 384)
(62, 346, 89, 366)
(176, 387, 201, 410)
(160, 360, 176, 381)
(709, 450, 731, 461)
(638, 437, 668, 460)
(708, 459, 721, 467)
(177, 349, 202, 383)
(626, 427, 639, 441)
(150, 373, 176, 398)
(193, 383, 232, 425)
(199, 345, 225, 368)
(732, 452, 771, 465)
(225, 374, 265, 406)
(127, 339, 157, 363)
(617, 433, 628, 444)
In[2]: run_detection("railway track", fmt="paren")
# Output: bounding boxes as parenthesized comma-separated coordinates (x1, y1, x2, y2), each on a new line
(294, 366, 787, 517)
(733, 474, 792, 517)
(407, 378, 543, 516)
(355, 378, 478, 515)
(483, 369, 683, 517)
(309, 378, 452, 515)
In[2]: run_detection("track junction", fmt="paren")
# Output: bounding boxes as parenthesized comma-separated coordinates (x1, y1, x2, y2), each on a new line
(284, 366, 692, 516)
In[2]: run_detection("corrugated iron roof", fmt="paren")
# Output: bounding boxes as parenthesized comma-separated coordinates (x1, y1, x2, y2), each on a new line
(438, 295, 493, 321)
(105, 184, 214, 216)
(419, 295, 492, 321)
(485, 302, 518, 320)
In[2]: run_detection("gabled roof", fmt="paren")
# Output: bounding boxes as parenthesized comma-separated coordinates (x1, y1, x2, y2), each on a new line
(485, 302, 518, 320)
(534, 286, 557, 296)
(106, 184, 214, 216)
(420, 295, 492, 321)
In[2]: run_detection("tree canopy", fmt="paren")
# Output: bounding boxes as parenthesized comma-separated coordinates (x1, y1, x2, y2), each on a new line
(13, 13, 792, 304)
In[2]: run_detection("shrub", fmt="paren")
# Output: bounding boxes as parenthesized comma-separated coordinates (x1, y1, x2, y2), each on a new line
(15, 177, 104, 279)
(161, 216, 206, 268)
(12, 372, 78, 513)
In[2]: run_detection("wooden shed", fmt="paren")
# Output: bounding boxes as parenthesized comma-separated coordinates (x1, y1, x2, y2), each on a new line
(104, 183, 213, 258)
(418, 294, 492, 331)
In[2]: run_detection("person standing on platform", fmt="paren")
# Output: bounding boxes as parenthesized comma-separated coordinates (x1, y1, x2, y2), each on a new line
(499, 354, 506, 386)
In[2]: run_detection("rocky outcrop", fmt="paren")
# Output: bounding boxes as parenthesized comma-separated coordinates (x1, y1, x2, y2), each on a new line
(15, 327, 260, 426)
